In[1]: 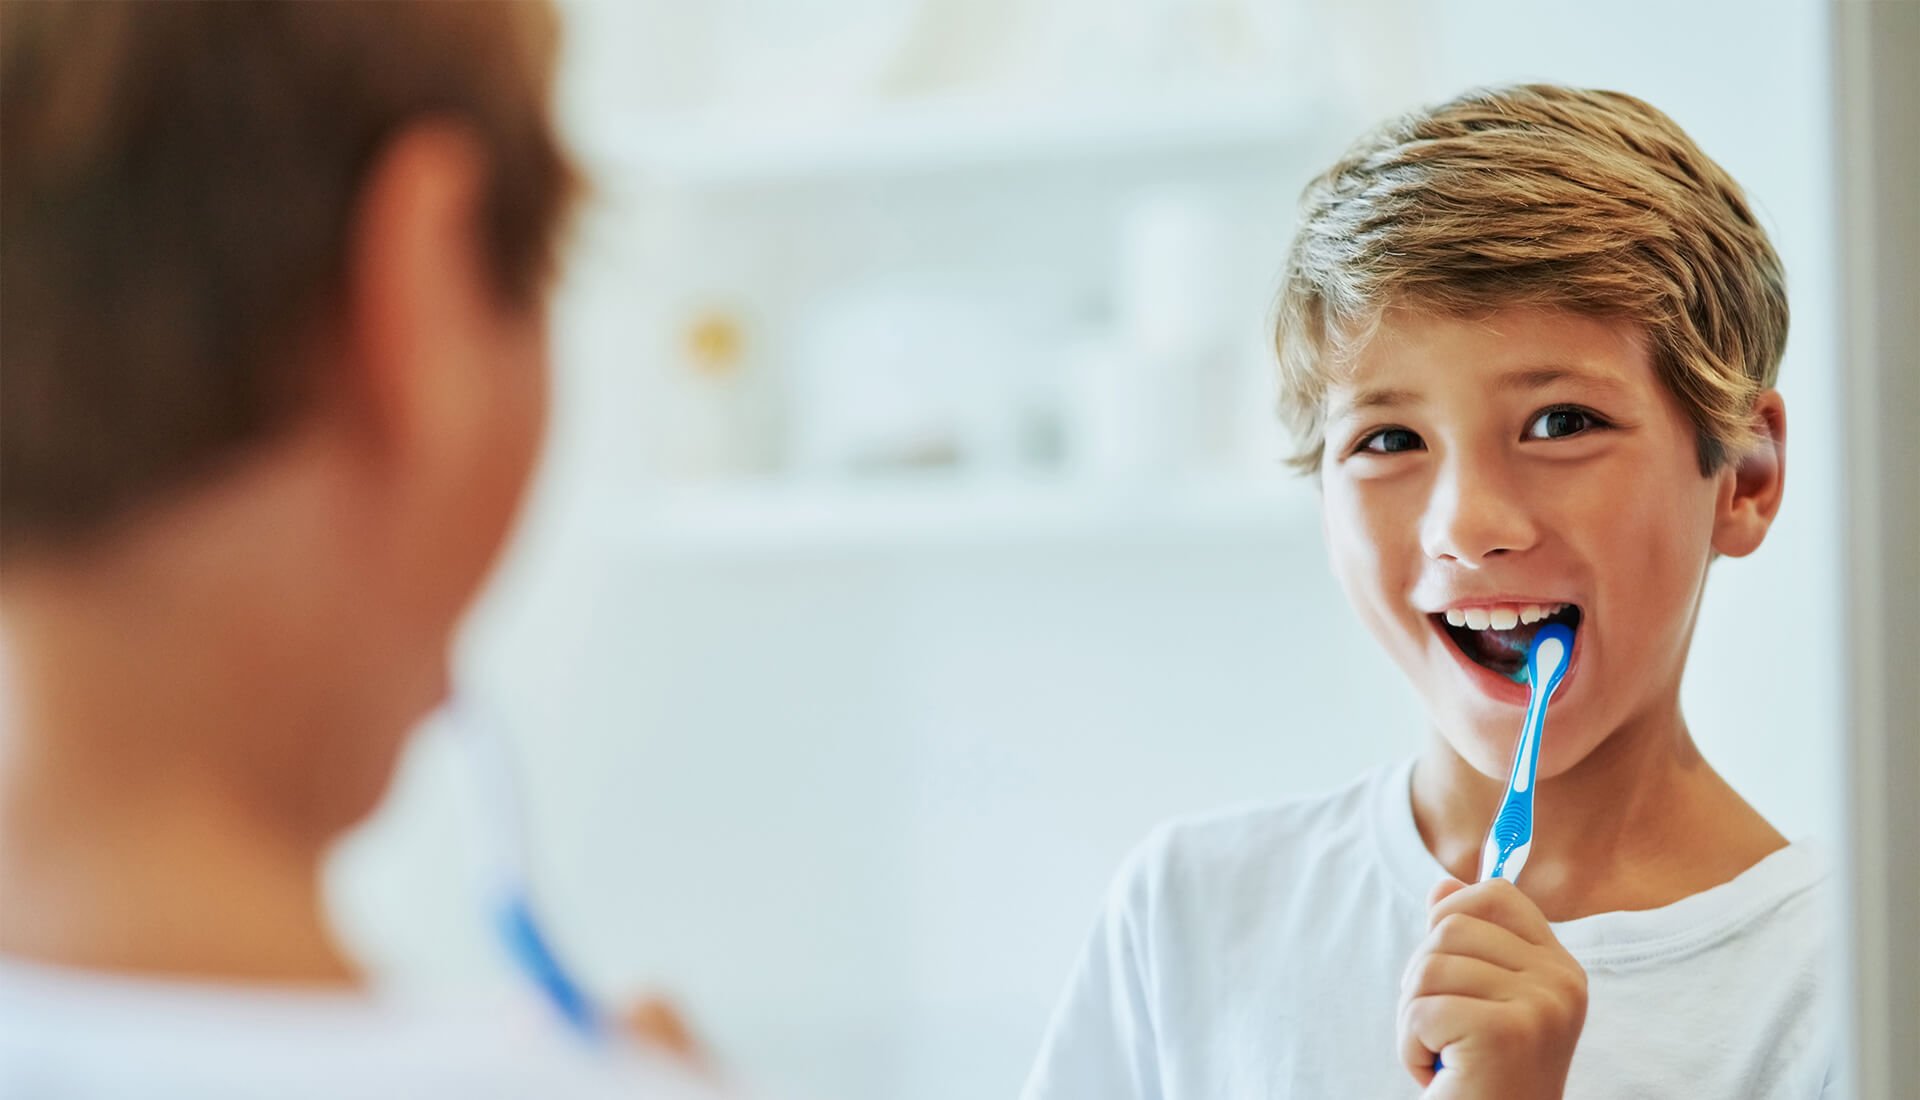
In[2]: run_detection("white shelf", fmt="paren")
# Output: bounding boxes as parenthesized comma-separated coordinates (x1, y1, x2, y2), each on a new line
(579, 90, 1326, 189)
(592, 475, 1319, 558)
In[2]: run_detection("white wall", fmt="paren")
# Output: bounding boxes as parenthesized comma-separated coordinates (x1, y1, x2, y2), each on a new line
(326, 4, 1844, 1099)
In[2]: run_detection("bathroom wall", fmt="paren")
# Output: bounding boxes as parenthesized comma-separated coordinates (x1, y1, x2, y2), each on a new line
(327, 4, 1844, 1098)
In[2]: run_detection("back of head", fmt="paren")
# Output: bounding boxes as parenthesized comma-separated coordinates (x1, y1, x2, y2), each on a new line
(1274, 83, 1789, 474)
(0, 0, 578, 559)
(0, 0, 586, 897)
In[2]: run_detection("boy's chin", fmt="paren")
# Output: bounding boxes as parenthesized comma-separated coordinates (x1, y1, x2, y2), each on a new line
(1449, 733, 1523, 783)
(1440, 712, 1594, 786)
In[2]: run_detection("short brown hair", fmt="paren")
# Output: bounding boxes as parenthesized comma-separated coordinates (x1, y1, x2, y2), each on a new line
(1, 1, 579, 555)
(1274, 83, 1788, 474)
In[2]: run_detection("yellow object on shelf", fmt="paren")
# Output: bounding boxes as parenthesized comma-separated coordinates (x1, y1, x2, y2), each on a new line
(685, 310, 745, 378)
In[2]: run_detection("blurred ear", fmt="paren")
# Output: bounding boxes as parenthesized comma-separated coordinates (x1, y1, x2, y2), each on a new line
(337, 122, 493, 461)
(1711, 389, 1787, 559)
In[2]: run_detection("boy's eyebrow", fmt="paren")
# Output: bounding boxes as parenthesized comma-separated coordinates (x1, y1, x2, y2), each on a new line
(1328, 364, 1633, 421)
(1497, 364, 1633, 396)
(1327, 386, 1423, 420)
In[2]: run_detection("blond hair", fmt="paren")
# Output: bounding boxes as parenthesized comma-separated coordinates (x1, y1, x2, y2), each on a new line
(1274, 83, 1788, 474)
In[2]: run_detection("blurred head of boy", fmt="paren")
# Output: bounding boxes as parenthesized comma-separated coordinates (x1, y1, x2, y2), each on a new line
(0, 2, 577, 979)
(1274, 86, 1790, 895)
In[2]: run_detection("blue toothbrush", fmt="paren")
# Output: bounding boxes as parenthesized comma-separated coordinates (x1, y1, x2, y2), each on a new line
(1478, 622, 1575, 884)
(1434, 622, 1574, 1073)
(451, 699, 606, 1043)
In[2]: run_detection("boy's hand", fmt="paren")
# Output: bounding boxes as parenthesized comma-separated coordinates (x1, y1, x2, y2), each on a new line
(1397, 877, 1588, 1099)
(621, 994, 708, 1070)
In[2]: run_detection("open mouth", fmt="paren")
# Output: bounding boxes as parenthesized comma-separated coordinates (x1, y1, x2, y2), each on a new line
(1432, 603, 1584, 684)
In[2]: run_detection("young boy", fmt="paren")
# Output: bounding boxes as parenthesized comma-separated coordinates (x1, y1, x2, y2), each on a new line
(0, 4, 711, 1095)
(1023, 85, 1831, 1099)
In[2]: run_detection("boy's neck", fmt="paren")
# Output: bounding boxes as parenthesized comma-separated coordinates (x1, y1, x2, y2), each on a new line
(0, 509, 379, 987)
(1410, 698, 1788, 922)
(0, 746, 357, 986)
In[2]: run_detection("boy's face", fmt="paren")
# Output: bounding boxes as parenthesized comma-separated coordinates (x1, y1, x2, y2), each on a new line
(1317, 307, 1726, 781)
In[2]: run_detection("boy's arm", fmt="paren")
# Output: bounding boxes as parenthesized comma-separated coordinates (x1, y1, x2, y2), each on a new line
(1020, 850, 1166, 1100)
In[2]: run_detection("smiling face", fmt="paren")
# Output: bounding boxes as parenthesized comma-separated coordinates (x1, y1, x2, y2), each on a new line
(1318, 306, 1735, 781)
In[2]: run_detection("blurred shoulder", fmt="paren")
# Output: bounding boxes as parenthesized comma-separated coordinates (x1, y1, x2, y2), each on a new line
(0, 960, 743, 1100)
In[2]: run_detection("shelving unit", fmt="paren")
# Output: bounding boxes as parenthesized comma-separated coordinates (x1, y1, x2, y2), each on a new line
(592, 474, 1319, 557)
(557, 88, 1339, 561)
(576, 89, 1330, 189)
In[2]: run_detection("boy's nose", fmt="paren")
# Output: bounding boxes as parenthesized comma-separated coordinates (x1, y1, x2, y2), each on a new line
(1420, 455, 1540, 565)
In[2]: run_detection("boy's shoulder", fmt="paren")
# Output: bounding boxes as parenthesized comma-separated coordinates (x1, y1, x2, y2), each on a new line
(1108, 759, 1405, 918)
(0, 958, 736, 1100)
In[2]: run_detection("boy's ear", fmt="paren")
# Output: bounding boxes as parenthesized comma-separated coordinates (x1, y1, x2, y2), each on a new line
(1710, 389, 1787, 559)
(338, 122, 492, 458)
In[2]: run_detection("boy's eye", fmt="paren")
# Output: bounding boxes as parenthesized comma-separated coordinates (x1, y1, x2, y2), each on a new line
(1525, 406, 1607, 440)
(1357, 427, 1424, 454)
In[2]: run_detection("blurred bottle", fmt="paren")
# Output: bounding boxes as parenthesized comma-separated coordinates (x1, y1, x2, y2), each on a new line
(657, 302, 777, 479)
(790, 284, 1043, 478)
(1064, 192, 1237, 479)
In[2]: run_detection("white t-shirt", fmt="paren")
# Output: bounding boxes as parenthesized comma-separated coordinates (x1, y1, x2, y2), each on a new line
(1022, 757, 1837, 1100)
(0, 959, 732, 1100)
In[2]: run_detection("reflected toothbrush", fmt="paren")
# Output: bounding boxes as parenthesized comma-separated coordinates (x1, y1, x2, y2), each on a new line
(451, 698, 606, 1043)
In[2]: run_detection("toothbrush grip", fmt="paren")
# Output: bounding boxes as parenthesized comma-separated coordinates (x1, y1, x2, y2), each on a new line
(498, 894, 603, 1041)
(1490, 795, 1532, 851)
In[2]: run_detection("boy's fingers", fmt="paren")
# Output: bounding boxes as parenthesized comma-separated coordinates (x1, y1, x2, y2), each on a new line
(1397, 993, 1490, 1081)
(622, 996, 703, 1065)
(1400, 1029, 1440, 1091)
(1427, 876, 1469, 908)
(1409, 912, 1535, 980)
(1428, 878, 1554, 945)
(1402, 951, 1519, 1000)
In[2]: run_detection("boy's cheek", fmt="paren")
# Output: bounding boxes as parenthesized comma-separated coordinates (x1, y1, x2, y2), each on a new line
(1320, 489, 1406, 609)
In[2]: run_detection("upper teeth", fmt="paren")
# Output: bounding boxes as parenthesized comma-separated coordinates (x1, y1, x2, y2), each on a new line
(1443, 603, 1568, 629)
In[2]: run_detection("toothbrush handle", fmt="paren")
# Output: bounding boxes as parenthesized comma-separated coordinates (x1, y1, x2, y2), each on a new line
(1481, 789, 1537, 882)
(498, 894, 603, 1041)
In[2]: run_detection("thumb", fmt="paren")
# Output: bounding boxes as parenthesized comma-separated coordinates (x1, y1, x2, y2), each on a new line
(1428, 876, 1470, 910)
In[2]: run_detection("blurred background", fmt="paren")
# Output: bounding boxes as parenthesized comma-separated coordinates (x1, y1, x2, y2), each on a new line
(325, 1, 1846, 1097)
